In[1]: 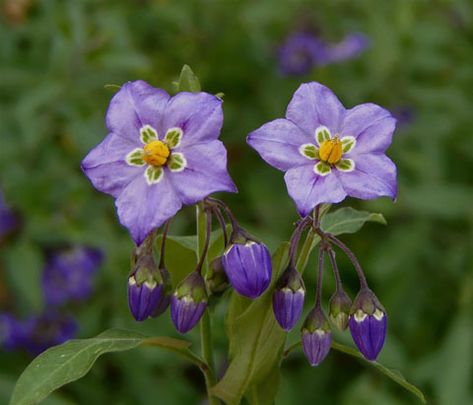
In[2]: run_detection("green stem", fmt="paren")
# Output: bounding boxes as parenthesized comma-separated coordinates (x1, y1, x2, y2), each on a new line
(196, 203, 218, 404)
(296, 227, 318, 274)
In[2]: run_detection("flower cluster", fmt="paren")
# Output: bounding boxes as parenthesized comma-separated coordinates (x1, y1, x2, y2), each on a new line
(278, 31, 370, 76)
(248, 82, 396, 364)
(81, 72, 396, 366)
(0, 246, 102, 354)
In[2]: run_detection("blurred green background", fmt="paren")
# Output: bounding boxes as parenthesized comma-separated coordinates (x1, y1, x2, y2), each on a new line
(1, 0, 472, 404)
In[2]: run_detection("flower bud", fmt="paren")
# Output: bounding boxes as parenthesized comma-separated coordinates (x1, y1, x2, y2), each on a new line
(128, 256, 165, 322)
(348, 288, 387, 361)
(301, 307, 332, 367)
(171, 272, 208, 334)
(150, 266, 172, 318)
(328, 290, 352, 331)
(272, 266, 305, 331)
(222, 229, 272, 299)
(205, 256, 229, 296)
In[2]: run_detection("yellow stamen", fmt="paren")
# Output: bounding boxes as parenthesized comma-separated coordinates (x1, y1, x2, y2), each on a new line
(319, 138, 343, 164)
(143, 140, 170, 166)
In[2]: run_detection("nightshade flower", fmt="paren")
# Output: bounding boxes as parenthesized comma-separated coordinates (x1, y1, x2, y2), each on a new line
(349, 288, 387, 361)
(272, 265, 305, 331)
(247, 82, 397, 216)
(171, 272, 207, 334)
(222, 231, 272, 299)
(42, 246, 103, 307)
(81, 81, 237, 245)
(325, 33, 370, 63)
(301, 307, 332, 367)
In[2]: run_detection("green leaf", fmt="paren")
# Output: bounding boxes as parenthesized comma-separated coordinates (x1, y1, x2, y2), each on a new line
(10, 329, 192, 405)
(321, 207, 386, 235)
(331, 341, 426, 403)
(211, 243, 289, 404)
(177, 65, 201, 93)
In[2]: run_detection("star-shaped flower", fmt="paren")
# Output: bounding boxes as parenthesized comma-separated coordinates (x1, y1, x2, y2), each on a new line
(247, 82, 397, 216)
(82, 81, 236, 244)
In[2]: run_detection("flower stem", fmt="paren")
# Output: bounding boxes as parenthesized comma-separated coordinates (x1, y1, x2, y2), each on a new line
(296, 227, 316, 274)
(315, 247, 325, 308)
(288, 216, 312, 267)
(196, 203, 218, 405)
(159, 220, 171, 268)
(327, 247, 343, 292)
(327, 234, 368, 289)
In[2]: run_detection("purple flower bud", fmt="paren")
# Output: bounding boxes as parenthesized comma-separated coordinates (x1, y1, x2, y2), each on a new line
(128, 256, 165, 322)
(329, 290, 352, 331)
(205, 256, 229, 296)
(272, 266, 305, 331)
(171, 272, 207, 334)
(349, 288, 387, 361)
(222, 229, 272, 299)
(150, 266, 172, 318)
(301, 307, 332, 367)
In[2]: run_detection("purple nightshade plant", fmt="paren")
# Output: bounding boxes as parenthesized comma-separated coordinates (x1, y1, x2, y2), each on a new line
(42, 246, 103, 307)
(247, 82, 397, 216)
(11, 66, 418, 405)
(81, 80, 236, 245)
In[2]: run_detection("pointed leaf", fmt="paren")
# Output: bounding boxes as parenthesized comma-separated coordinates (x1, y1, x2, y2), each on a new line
(321, 207, 386, 235)
(177, 65, 201, 93)
(10, 329, 191, 405)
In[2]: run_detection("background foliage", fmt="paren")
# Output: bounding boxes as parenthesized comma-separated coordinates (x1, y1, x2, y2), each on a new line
(1, 0, 472, 404)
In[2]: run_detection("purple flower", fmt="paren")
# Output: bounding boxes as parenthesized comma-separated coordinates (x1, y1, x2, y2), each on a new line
(0, 313, 25, 350)
(278, 32, 330, 76)
(348, 288, 387, 361)
(128, 256, 167, 321)
(301, 307, 332, 367)
(247, 82, 397, 216)
(21, 312, 77, 355)
(0, 190, 19, 241)
(222, 233, 272, 299)
(42, 246, 103, 307)
(1, 312, 77, 355)
(272, 266, 305, 331)
(325, 33, 370, 64)
(171, 272, 207, 334)
(81, 81, 237, 245)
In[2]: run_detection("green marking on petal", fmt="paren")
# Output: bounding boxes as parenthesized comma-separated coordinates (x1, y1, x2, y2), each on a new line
(164, 127, 183, 149)
(335, 159, 355, 172)
(315, 126, 332, 146)
(126, 148, 145, 167)
(299, 143, 319, 160)
(145, 165, 163, 185)
(341, 136, 356, 153)
(167, 152, 187, 172)
(314, 161, 331, 176)
(140, 125, 158, 144)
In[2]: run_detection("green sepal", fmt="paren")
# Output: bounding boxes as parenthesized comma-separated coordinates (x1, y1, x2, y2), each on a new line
(177, 65, 201, 93)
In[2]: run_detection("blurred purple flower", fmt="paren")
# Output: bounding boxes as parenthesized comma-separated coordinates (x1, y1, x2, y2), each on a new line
(277, 31, 370, 76)
(21, 312, 77, 355)
(392, 106, 415, 127)
(42, 246, 103, 307)
(278, 32, 330, 75)
(0, 190, 19, 241)
(0, 312, 77, 355)
(325, 33, 370, 63)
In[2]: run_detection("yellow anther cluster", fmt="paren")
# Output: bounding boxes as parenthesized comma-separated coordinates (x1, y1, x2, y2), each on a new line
(319, 138, 342, 164)
(143, 140, 170, 166)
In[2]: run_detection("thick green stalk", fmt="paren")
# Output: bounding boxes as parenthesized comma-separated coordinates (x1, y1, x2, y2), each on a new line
(296, 227, 318, 274)
(196, 203, 218, 404)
